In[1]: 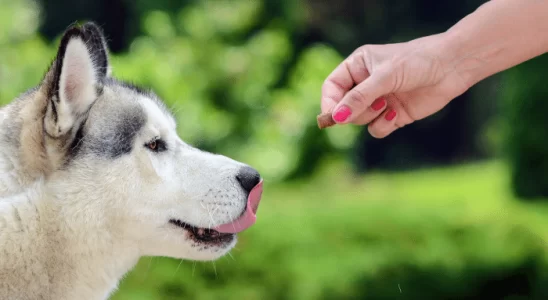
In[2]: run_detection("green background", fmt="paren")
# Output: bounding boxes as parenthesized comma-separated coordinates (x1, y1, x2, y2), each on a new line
(1, 0, 547, 299)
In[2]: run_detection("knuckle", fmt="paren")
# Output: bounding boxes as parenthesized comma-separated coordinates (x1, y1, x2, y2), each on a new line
(385, 55, 407, 79)
(321, 79, 332, 93)
(380, 62, 401, 91)
(357, 46, 373, 69)
(322, 77, 344, 96)
(368, 126, 384, 139)
(368, 121, 396, 139)
(346, 90, 367, 108)
(358, 44, 373, 57)
(388, 52, 406, 68)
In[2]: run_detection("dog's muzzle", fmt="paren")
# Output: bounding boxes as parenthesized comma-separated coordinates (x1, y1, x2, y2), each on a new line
(214, 180, 263, 233)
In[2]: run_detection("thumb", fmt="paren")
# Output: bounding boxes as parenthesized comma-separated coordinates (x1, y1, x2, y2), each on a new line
(331, 69, 393, 124)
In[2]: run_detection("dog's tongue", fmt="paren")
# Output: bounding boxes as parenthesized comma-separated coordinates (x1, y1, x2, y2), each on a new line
(214, 180, 263, 234)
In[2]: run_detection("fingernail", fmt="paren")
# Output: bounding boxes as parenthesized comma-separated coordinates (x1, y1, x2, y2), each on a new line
(333, 105, 352, 123)
(371, 97, 386, 111)
(385, 109, 396, 121)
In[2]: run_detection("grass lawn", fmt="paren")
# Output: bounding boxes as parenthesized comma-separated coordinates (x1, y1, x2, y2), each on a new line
(111, 160, 548, 300)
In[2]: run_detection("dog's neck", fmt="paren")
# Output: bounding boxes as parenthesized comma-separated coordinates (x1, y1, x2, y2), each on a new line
(0, 88, 52, 198)
(0, 88, 142, 300)
(0, 180, 141, 300)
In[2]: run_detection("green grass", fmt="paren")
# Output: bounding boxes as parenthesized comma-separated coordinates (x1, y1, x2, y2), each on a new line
(111, 160, 548, 300)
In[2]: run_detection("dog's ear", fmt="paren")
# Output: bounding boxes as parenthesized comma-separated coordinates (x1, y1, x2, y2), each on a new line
(42, 22, 111, 138)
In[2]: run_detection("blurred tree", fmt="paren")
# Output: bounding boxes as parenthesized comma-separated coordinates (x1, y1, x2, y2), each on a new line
(502, 53, 548, 199)
(38, 0, 132, 52)
(30, 0, 502, 180)
(37, 0, 194, 53)
(304, 0, 495, 172)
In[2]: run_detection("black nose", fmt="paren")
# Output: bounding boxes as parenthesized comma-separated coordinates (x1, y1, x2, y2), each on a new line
(236, 166, 261, 194)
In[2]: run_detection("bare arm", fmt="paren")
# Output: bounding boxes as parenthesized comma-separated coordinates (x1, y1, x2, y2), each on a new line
(319, 0, 548, 137)
(441, 0, 548, 88)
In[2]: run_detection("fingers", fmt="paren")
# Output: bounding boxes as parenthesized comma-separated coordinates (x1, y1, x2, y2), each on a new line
(368, 108, 399, 138)
(321, 50, 371, 113)
(320, 46, 402, 139)
(368, 92, 415, 138)
(361, 94, 411, 138)
(351, 97, 388, 125)
(330, 68, 393, 124)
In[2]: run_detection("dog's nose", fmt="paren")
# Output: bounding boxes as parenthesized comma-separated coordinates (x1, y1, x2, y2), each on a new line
(236, 166, 261, 194)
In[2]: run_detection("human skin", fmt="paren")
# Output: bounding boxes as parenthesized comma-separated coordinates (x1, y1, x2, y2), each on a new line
(320, 0, 548, 138)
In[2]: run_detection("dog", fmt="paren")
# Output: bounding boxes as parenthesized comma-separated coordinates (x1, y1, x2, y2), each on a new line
(0, 22, 264, 300)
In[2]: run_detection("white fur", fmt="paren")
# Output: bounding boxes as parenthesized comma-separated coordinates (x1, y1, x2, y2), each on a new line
(0, 24, 259, 299)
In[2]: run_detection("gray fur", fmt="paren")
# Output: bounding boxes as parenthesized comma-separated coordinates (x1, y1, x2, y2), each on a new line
(0, 22, 262, 300)
(68, 83, 148, 160)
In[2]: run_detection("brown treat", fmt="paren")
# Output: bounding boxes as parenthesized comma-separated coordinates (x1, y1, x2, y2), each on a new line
(317, 112, 336, 129)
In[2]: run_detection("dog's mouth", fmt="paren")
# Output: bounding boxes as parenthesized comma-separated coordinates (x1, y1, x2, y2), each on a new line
(168, 180, 264, 245)
(169, 219, 234, 244)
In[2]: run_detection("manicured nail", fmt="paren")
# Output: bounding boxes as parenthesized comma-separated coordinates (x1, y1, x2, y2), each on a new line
(385, 109, 396, 121)
(371, 97, 386, 111)
(333, 105, 352, 123)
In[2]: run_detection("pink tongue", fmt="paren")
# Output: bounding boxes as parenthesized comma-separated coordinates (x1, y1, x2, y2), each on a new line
(214, 180, 263, 234)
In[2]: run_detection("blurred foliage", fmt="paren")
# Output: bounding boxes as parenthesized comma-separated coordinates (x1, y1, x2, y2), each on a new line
(0, 0, 361, 182)
(502, 54, 548, 199)
(1, 0, 508, 181)
(29, 0, 505, 176)
(112, 3, 361, 181)
(303, 0, 500, 172)
(2, 1, 548, 299)
(111, 161, 548, 300)
(0, 0, 53, 105)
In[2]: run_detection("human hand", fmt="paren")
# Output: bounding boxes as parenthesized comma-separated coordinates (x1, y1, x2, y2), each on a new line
(320, 34, 470, 138)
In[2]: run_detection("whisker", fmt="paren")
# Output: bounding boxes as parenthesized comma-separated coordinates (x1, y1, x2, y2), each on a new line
(141, 257, 154, 282)
(172, 259, 184, 278)
(234, 218, 242, 232)
(212, 261, 218, 279)
(210, 205, 222, 228)
(203, 202, 216, 229)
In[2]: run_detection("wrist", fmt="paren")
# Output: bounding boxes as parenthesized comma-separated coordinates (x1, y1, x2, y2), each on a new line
(435, 27, 491, 89)
(407, 31, 474, 88)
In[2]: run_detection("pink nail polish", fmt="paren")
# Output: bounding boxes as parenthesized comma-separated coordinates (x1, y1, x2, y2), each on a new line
(371, 98, 386, 111)
(385, 109, 396, 121)
(333, 105, 352, 123)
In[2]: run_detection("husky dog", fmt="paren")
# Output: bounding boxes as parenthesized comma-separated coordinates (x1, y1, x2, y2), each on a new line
(0, 22, 263, 300)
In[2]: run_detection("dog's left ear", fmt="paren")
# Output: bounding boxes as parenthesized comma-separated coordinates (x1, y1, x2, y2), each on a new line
(42, 22, 111, 138)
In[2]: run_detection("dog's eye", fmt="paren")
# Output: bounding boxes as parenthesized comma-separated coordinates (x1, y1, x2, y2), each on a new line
(145, 138, 166, 152)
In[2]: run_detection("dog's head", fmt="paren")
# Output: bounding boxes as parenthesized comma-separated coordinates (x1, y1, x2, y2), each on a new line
(33, 23, 263, 260)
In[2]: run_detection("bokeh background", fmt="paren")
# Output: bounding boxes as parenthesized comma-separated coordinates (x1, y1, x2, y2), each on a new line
(2, 0, 548, 299)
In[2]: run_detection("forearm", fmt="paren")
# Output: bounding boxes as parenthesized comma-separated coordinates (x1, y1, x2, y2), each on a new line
(440, 0, 548, 87)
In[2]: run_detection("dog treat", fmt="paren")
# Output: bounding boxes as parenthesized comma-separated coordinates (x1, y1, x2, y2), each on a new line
(317, 112, 336, 129)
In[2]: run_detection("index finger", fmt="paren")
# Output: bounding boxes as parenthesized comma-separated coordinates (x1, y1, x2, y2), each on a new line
(321, 51, 370, 113)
